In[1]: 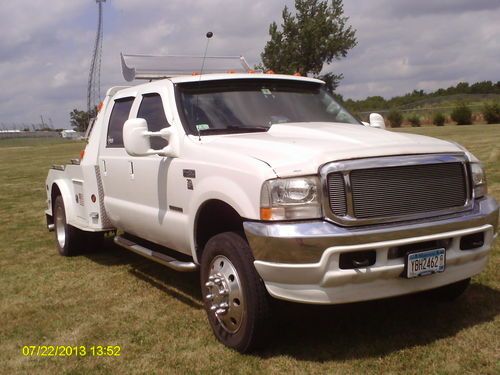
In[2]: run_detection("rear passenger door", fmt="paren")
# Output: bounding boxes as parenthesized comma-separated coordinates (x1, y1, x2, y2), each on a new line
(102, 89, 178, 248)
(99, 96, 136, 229)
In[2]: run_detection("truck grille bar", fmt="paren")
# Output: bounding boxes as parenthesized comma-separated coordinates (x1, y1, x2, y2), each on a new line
(322, 154, 472, 226)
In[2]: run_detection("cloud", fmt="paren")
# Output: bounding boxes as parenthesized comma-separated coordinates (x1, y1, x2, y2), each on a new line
(383, 0, 500, 17)
(334, 1, 500, 99)
(0, 0, 499, 127)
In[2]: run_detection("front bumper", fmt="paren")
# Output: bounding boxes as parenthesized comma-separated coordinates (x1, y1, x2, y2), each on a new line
(243, 196, 499, 304)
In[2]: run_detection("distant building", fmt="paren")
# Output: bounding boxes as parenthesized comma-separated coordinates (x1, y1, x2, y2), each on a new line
(61, 129, 83, 139)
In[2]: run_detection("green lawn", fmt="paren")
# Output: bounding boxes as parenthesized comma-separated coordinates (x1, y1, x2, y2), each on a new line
(1, 126, 499, 374)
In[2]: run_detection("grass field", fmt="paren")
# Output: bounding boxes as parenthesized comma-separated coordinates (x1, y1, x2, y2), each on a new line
(1, 126, 499, 374)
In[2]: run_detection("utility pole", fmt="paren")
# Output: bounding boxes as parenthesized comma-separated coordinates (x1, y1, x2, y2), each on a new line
(87, 0, 106, 127)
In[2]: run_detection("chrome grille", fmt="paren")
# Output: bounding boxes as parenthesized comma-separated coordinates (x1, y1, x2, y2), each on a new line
(350, 163, 466, 219)
(323, 154, 471, 226)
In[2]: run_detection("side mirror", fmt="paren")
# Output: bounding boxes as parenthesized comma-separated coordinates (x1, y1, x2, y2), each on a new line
(123, 118, 180, 158)
(369, 113, 386, 129)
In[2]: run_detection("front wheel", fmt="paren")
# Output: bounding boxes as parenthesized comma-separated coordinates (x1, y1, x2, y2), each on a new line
(200, 232, 271, 352)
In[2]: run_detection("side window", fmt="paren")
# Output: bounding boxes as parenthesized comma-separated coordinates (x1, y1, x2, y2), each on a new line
(137, 93, 170, 149)
(107, 97, 134, 148)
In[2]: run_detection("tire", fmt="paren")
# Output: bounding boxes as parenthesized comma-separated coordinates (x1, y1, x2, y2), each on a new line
(53, 195, 82, 256)
(200, 232, 271, 353)
(424, 278, 471, 301)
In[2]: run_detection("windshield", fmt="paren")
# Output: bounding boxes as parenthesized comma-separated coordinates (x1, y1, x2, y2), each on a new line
(177, 79, 361, 135)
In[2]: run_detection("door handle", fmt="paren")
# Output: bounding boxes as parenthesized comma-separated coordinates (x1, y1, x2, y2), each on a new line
(129, 161, 135, 180)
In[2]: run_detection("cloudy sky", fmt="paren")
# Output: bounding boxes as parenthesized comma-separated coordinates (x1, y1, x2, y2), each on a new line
(1, 0, 499, 128)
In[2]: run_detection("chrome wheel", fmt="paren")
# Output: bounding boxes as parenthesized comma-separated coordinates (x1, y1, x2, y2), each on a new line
(55, 204, 66, 249)
(205, 255, 244, 334)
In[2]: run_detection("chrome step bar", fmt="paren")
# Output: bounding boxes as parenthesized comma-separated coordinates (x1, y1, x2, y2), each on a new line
(114, 235, 198, 272)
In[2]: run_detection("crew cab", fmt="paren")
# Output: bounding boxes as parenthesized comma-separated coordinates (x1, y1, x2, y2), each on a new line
(45, 55, 499, 352)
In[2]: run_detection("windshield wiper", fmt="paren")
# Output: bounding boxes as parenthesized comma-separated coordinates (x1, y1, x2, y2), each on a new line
(198, 126, 269, 135)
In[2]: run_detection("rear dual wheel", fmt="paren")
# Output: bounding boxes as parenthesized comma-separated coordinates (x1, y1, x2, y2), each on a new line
(200, 232, 270, 353)
(53, 195, 103, 256)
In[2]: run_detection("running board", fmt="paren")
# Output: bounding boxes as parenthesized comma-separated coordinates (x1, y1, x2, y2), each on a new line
(114, 235, 198, 272)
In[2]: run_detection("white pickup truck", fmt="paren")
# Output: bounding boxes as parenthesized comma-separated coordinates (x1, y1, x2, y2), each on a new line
(45, 55, 498, 352)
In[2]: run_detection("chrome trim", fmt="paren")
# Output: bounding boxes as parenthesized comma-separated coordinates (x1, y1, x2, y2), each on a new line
(114, 235, 198, 272)
(244, 196, 498, 264)
(319, 153, 473, 226)
(51, 164, 65, 171)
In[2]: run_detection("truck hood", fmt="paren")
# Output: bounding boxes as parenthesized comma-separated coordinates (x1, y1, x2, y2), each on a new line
(204, 122, 462, 177)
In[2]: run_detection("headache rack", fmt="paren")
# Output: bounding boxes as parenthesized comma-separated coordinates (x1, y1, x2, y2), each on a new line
(120, 53, 251, 81)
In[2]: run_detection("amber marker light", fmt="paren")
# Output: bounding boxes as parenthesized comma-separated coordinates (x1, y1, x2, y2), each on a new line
(79, 150, 85, 160)
(260, 208, 272, 220)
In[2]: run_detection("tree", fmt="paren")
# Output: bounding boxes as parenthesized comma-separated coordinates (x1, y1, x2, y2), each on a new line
(482, 102, 500, 124)
(260, 0, 356, 92)
(433, 113, 446, 126)
(70, 108, 95, 132)
(451, 102, 472, 125)
(407, 114, 421, 127)
(387, 110, 403, 128)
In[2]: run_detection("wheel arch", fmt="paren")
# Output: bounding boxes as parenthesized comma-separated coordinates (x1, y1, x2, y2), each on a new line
(193, 199, 245, 263)
(50, 180, 75, 225)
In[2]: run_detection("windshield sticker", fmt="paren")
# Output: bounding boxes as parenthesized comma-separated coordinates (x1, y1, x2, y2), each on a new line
(261, 88, 272, 96)
(196, 124, 210, 131)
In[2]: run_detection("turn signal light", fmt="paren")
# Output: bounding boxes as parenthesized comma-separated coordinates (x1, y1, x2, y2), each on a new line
(260, 208, 272, 220)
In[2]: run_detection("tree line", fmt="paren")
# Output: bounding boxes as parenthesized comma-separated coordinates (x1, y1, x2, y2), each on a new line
(342, 81, 500, 113)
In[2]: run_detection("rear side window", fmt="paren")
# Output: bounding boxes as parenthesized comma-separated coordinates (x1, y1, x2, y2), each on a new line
(107, 97, 134, 148)
(137, 93, 170, 149)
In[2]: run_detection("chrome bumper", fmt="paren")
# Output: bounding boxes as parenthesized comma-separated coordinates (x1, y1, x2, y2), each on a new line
(244, 197, 498, 264)
(243, 197, 498, 304)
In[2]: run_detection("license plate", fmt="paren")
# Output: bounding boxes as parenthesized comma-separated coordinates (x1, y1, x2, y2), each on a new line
(405, 248, 446, 278)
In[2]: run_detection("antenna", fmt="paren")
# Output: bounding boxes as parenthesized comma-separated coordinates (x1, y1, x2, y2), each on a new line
(196, 31, 213, 141)
(199, 31, 213, 77)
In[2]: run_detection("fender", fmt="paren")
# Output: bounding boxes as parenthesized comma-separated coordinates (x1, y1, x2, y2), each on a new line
(188, 176, 258, 263)
(50, 179, 82, 230)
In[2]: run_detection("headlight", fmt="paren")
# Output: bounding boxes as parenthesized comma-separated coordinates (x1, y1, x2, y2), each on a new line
(260, 176, 322, 220)
(470, 163, 487, 198)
